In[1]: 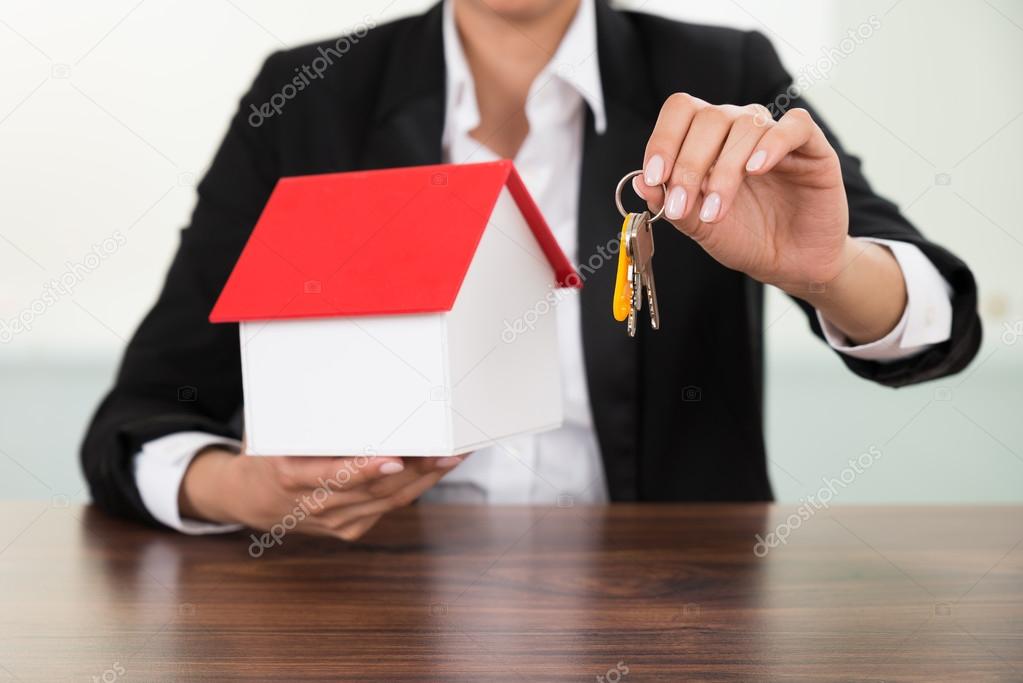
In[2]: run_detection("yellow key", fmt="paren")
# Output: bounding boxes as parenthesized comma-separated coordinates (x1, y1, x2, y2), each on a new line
(613, 214, 633, 322)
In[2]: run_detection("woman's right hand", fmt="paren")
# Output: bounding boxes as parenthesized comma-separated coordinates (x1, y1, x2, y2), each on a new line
(178, 446, 464, 541)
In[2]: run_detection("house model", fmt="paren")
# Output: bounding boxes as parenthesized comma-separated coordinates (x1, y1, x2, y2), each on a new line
(209, 161, 581, 457)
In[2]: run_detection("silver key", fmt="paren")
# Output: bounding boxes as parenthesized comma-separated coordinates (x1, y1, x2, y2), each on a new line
(631, 262, 643, 312)
(629, 211, 660, 330)
(643, 265, 660, 330)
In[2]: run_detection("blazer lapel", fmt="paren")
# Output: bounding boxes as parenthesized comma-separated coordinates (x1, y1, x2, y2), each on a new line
(358, 3, 446, 170)
(360, 1, 655, 500)
(578, 1, 660, 501)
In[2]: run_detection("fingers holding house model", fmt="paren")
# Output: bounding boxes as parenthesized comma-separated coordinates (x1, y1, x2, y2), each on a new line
(179, 445, 466, 541)
(181, 163, 575, 542)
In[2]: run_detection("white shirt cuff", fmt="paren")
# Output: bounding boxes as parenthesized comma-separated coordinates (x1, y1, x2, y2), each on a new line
(818, 238, 954, 362)
(134, 431, 244, 535)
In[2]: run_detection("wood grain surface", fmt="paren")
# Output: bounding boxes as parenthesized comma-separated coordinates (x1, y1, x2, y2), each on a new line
(0, 502, 1021, 681)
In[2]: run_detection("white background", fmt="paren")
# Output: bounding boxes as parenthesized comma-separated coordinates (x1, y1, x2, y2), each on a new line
(1, 0, 1021, 503)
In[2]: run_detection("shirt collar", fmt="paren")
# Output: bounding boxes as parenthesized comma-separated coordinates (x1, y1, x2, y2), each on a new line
(441, 0, 607, 150)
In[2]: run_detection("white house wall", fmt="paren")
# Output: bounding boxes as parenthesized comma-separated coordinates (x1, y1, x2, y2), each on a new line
(240, 314, 452, 456)
(444, 187, 564, 452)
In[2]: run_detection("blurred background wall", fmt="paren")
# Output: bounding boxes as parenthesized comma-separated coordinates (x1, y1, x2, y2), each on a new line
(1, 0, 1020, 503)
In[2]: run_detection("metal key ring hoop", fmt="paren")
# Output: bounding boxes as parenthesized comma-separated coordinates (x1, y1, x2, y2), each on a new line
(615, 170, 667, 223)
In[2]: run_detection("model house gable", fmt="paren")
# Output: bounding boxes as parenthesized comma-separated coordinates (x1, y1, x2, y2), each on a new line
(210, 161, 580, 457)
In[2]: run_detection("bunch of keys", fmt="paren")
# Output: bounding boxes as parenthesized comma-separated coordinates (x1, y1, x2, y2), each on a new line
(612, 170, 666, 337)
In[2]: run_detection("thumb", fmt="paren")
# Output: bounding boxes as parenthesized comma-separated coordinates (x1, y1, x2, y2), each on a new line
(632, 176, 663, 214)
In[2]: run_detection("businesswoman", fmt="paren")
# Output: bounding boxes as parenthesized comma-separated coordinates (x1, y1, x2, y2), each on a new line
(82, 0, 980, 539)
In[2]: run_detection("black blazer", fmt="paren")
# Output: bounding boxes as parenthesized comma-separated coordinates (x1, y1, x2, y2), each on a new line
(81, 1, 981, 526)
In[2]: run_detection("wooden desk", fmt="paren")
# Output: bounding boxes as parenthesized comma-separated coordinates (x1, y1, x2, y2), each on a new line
(0, 502, 1020, 681)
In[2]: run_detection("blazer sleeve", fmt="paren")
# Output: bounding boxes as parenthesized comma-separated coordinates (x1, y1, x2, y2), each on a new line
(80, 53, 286, 526)
(740, 30, 982, 388)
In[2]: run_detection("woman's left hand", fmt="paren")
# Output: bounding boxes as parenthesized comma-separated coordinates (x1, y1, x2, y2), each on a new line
(635, 93, 851, 295)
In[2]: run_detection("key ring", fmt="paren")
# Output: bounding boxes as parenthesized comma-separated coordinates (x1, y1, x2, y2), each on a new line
(615, 170, 667, 223)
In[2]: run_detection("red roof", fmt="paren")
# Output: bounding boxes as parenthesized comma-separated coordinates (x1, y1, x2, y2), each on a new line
(209, 160, 580, 323)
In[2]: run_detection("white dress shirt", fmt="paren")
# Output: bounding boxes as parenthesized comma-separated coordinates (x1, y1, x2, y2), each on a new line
(134, 0, 954, 531)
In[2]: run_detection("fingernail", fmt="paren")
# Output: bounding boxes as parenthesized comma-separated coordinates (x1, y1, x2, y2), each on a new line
(644, 155, 664, 186)
(665, 187, 687, 220)
(700, 192, 721, 222)
(746, 150, 767, 172)
(436, 456, 462, 469)
(379, 461, 404, 475)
